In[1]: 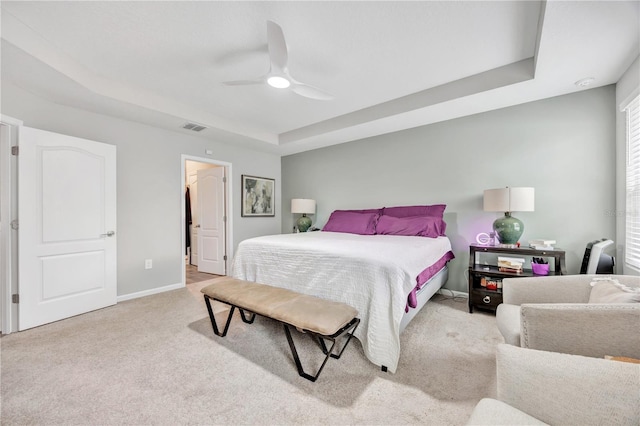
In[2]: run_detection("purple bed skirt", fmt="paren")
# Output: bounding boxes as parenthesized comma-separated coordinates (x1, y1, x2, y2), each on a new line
(406, 250, 455, 312)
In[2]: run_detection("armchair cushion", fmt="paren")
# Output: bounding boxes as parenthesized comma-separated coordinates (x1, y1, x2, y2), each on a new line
(467, 345, 640, 426)
(467, 398, 546, 425)
(501, 275, 595, 305)
(520, 303, 640, 358)
(495, 304, 520, 346)
(497, 275, 640, 358)
(589, 278, 640, 303)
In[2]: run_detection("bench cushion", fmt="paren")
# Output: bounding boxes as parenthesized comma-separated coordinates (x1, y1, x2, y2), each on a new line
(201, 278, 358, 336)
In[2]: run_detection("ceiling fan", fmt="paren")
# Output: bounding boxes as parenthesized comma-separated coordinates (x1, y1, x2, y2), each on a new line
(223, 20, 334, 101)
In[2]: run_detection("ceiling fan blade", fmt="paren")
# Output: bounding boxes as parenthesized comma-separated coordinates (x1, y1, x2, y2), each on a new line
(267, 20, 288, 72)
(222, 78, 265, 86)
(224, 21, 331, 100)
(291, 81, 334, 101)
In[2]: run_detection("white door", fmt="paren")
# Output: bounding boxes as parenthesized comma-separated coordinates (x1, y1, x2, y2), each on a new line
(197, 167, 226, 275)
(187, 171, 198, 266)
(18, 127, 116, 330)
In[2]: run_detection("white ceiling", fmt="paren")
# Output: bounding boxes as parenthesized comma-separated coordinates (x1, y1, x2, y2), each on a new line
(1, 1, 639, 156)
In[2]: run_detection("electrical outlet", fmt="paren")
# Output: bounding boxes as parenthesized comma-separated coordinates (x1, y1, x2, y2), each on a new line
(145, 259, 153, 269)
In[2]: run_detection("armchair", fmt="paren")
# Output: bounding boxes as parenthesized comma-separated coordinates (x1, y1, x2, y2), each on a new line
(496, 275, 640, 358)
(467, 344, 640, 425)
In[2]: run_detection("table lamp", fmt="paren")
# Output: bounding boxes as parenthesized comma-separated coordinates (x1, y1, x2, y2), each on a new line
(291, 198, 316, 232)
(483, 187, 534, 245)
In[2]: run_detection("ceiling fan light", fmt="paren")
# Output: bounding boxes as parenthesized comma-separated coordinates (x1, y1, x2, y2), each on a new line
(267, 76, 290, 89)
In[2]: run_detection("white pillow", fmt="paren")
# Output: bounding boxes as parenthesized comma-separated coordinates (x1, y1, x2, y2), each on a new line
(589, 279, 640, 303)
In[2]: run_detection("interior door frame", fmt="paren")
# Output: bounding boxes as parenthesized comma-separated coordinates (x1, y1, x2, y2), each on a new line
(0, 115, 23, 334)
(181, 155, 232, 285)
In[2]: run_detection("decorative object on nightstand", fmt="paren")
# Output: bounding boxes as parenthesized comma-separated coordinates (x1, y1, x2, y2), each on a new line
(291, 198, 316, 232)
(475, 232, 497, 245)
(529, 239, 556, 250)
(531, 257, 549, 275)
(483, 187, 535, 245)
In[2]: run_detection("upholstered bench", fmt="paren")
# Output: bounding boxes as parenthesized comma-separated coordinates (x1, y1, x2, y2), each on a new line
(201, 277, 360, 382)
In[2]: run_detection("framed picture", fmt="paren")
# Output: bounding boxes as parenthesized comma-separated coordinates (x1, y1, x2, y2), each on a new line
(241, 175, 275, 217)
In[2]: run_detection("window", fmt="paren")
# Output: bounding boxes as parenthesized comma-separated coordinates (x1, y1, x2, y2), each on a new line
(625, 93, 640, 269)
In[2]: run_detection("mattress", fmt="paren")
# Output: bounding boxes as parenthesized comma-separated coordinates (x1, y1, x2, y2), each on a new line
(230, 231, 454, 373)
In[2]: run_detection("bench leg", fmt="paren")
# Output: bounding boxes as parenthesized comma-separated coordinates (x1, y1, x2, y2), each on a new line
(314, 320, 359, 360)
(283, 318, 360, 382)
(203, 293, 360, 382)
(203, 295, 236, 337)
(284, 324, 337, 382)
(239, 309, 256, 324)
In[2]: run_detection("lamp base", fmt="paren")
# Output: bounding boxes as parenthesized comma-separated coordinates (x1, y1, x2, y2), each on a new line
(296, 215, 312, 233)
(493, 213, 524, 245)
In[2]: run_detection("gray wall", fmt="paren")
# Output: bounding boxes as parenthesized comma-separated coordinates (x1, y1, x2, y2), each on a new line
(282, 86, 617, 292)
(4, 80, 620, 296)
(2, 83, 281, 297)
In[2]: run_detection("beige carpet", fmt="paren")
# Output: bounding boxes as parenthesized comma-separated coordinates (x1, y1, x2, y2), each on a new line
(1, 278, 503, 425)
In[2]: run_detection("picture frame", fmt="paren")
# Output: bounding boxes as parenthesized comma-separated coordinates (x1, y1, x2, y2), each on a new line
(241, 175, 275, 217)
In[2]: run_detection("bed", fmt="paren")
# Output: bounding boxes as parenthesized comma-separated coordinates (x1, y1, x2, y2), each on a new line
(230, 209, 454, 373)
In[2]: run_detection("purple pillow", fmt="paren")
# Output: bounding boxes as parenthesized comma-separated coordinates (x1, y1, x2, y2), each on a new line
(382, 204, 446, 219)
(376, 215, 446, 238)
(334, 208, 383, 215)
(323, 211, 379, 235)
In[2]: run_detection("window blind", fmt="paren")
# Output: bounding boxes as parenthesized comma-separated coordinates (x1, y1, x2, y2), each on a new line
(625, 93, 640, 269)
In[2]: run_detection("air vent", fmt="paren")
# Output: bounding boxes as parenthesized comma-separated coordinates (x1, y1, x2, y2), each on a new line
(182, 122, 207, 132)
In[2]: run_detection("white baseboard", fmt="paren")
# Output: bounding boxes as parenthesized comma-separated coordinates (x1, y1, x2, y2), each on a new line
(117, 282, 184, 302)
(115, 282, 465, 303)
(437, 288, 468, 298)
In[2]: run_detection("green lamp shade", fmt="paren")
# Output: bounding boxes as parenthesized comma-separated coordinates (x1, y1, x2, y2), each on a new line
(296, 214, 312, 233)
(493, 213, 524, 245)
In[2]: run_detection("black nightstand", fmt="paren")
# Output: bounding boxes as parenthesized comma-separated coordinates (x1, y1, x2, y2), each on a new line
(468, 244, 566, 313)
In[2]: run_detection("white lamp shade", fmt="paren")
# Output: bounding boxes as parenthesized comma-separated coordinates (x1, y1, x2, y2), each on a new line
(484, 187, 534, 212)
(291, 198, 316, 214)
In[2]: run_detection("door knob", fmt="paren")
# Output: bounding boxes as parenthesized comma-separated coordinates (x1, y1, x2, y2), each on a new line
(101, 231, 115, 237)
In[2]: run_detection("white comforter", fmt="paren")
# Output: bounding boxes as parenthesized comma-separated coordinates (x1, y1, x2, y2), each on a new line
(230, 231, 453, 373)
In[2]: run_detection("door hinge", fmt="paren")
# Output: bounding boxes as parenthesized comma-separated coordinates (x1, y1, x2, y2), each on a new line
(10, 220, 18, 230)
(223, 216, 227, 222)
(11, 146, 18, 156)
(222, 176, 226, 183)
(12, 294, 19, 304)
(223, 255, 227, 261)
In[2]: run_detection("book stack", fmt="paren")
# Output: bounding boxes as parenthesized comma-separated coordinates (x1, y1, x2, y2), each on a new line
(529, 239, 556, 250)
(480, 276, 503, 291)
(498, 256, 525, 274)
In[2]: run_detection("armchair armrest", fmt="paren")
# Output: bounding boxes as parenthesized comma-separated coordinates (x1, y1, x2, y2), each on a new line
(503, 275, 640, 306)
(521, 303, 640, 358)
(495, 345, 640, 426)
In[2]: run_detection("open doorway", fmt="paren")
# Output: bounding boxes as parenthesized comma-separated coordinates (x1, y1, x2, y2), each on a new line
(181, 155, 232, 286)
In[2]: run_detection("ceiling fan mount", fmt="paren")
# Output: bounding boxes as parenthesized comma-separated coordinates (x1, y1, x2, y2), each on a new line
(223, 20, 333, 101)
